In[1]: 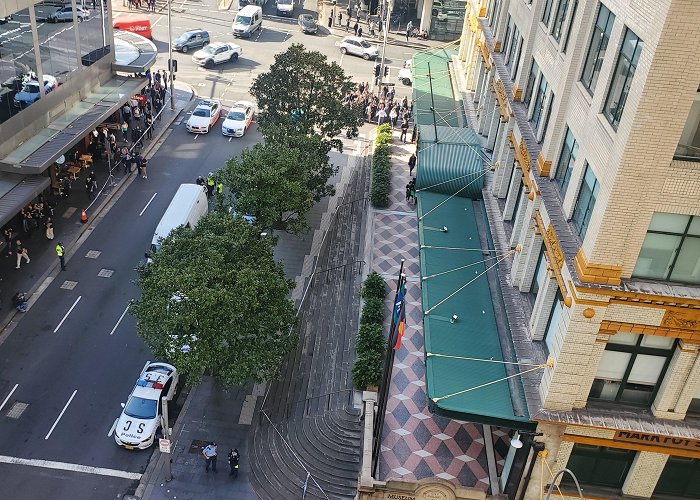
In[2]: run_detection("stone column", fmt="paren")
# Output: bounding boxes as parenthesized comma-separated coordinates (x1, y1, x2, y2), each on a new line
(493, 145, 515, 199)
(529, 275, 558, 341)
(653, 342, 700, 419)
(622, 452, 669, 498)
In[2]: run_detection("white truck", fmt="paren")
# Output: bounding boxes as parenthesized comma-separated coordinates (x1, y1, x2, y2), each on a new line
(191, 42, 242, 68)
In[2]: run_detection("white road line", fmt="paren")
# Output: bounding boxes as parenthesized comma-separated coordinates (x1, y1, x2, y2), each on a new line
(139, 192, 158, 216)
(228, 136, 233, 142)
(45, 389, 77, 440)
(194, 134, 199, 140)
(0, 384, 19, 412)
(109, 305, 130, 336)
(53, 296, 82, 333)
(0, 455, 142, 480)
(339, 52, 345, 65)
(107, 419, 117, 438)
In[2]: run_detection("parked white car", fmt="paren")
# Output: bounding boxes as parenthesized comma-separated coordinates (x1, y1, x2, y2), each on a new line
(221, 101, 255, 137)
(186, 100, 222, 134)
(339, 36, 378, 60)
(47, 5, 90, 22)
(113, 362, 179, 450)
(191, 42, 242, 68)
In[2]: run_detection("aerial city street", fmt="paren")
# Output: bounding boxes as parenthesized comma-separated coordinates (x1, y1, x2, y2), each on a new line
(1, 1, 700, 500)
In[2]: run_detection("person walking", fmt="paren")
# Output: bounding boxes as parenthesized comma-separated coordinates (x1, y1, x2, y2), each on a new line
(141, 158, 148, 179)
(202, 442, 217, 473)
(353, 21, 359, 36)
(4, 227, 13, 257)
(328, 10, 333, 28)
(45, 217, 54, 240)
(346, 17, 351, 32)
(145, 116, 153, 140)
(15, 239, 30, 269)
(86, 178, 96, 201)
(56, 242, 66, 271)
(337, 12, 342, 27)
(357, 26, 363, 37)
(400, 119, 409, 142)
(408, 152, 416, 175)
(228, 448, 240, 478)
(406, 21, 413, 41)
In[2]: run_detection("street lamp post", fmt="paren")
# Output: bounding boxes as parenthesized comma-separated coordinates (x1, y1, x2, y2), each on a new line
(161, 395, 173, 482)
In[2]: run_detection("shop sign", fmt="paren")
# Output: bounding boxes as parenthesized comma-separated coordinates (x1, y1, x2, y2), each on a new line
(614, 430, 700, 451)
(384, 494, 415, 500)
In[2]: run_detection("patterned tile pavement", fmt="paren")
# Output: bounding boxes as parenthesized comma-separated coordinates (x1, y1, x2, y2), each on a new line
(371, 130, 514, 491)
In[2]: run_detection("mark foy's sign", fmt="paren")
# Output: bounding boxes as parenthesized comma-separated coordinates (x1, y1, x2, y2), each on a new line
(614, 431, 700, 452)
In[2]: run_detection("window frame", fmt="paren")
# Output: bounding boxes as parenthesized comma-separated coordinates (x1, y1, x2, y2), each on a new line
(564, 444, 636, 489)
(603, 27, 644, 129)
(570, 163, 599, 241)
(551, 0, 571, 43)
(654, 456, 700, 499)
(555, 127, 578, 196)
(523, 60, 539, 107)
(589, 334, 676, 407)
(632, 214, 700, 284)
(530, 74, 549, 129)
(562, 0, 578, 53)
(579, 3, 615, 95)
(541, 0, 555, 28)
(542, 289, 564, 356)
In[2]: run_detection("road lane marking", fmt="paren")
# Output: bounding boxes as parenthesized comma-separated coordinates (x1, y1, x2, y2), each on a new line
(139, 192, 158, 216)
(53, 296, 82, 333)
(45, 390, 77, 440)
(109, 304, 131, 336)
(0, 455, 142, 480)
(0, 384, 19, 412)
(107, 419, 117, 438)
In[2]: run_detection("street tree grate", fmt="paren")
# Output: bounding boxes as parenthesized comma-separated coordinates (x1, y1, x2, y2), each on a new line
(98, 269, 114, 278)
(6, 401, 29, 419)
(60, 281, 78, 290)
(189, 439, 208, 454)
(85, 250, 101, 259)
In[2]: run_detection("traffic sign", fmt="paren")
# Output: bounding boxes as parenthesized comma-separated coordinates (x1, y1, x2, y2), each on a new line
(159, 438, 171, 454)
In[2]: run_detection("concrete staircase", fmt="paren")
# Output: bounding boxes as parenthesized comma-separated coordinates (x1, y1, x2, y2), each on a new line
(250, 158, 370, 500)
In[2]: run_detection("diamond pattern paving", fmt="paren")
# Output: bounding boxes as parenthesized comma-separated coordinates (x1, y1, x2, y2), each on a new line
(374, 131, 497, 491)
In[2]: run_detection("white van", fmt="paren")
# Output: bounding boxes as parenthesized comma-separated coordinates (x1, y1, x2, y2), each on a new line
(150, 184, 208, 253)
(232, 5, 263, 38)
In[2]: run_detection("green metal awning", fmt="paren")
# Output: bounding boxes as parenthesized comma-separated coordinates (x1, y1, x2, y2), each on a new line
(418, 190, 535, 431)
(412, 48, 459, 128)
(416, 125, 485, 199)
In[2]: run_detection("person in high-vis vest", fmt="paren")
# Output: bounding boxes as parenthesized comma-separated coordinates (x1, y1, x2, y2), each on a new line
(56, 242, 66, 271)
(216, 181, 223, 195)
(206, 173, 215, 198)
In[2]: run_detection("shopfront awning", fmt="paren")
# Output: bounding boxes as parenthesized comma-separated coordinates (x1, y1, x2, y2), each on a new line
(412, 48, 459, 128)
(416, 125, 485, 199)
(0, 76, 147, 174)
(418, 190, 536, 431)
(112, 30, 158, 73)
(0, 174, 51, 228)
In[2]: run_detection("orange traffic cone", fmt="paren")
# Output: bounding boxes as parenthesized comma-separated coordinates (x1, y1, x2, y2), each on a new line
(81, 209, 88, 223)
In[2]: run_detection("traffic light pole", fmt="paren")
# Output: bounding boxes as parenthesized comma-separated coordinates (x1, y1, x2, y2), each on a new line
(168, 0, 175, 110)
(378, 0, 391, 88)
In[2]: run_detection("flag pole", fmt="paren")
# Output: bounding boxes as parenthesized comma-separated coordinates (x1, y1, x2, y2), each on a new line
(372, 259, 405, 476)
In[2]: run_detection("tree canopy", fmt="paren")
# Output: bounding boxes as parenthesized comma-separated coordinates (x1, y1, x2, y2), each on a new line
(130, 211, 297, 386)
(250, 43, 363, 150)
(219, 133, 336, 234)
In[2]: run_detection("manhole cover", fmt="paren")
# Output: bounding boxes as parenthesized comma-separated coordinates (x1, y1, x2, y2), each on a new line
(98, 269, 114, 278)
(189, 439, 208, 454)
(6, 401, 29, 419)
(85, 250, 101, 259)
(60, 281, 78, 290)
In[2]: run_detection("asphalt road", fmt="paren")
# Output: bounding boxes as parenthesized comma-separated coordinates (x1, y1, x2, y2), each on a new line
(0, 0, 419, 497)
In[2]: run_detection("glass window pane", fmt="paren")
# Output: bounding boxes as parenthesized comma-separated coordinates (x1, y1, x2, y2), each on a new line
(562, 0, 578, 52)
(572, 164, 598, 240)
(627, 354, 666, 384)
(544, 291, 564, 355)
(0, 8, 38, 125)
(670, 237, 700, 284)
(542, 0, 555, 26)
(532, 247, 548, 296)
(77, 1, 110, 66)
(649, 212, 691, 233)
(604, 29, 643, 128)
(590, 378, 621, 401)
(608, 332, 639, 345)
(523, 60, 539, 106)
(688, 216, 700, 236)
(34, 1, 79, 86)
(639, 335, 675, 349)
(552, 0, 570, 42)
(655, 456, 700, 498)
(595, 351, 632, 380)
(580, 4, 614, 94)
(632, 233, 682, 279)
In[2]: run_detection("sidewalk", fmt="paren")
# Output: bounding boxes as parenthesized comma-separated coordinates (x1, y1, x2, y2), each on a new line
(0, 81, 193, 342)
(136, 376, 260, 500)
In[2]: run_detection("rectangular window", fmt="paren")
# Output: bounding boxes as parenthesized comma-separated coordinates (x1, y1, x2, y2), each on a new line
(580, 3, 615, 95)
(540, 93, 554, 141)
(511, 35, 524, 80)
(562, 0, 578, 53)
(530, 246, 547, 297)
(571, 163, 599, 240)
(506, 26, 521, 70)
(603, 28, 644, 128)
(689, 383, 700, 416)
(530, 75, 549, 130)
(523, 60, 539, 107)
(632, 213, 700, 284)
(654, 457, 700, 498)
(542, 289, 563, 355)
(564, 445, 635, 489)
(503, 16, 513, 55)
(589, 332, 675, 406)
(541, 0, 555, 28)
(489, 0, 502, 27)
(555, 128, 578, 195)
(551, 0, 571, 42)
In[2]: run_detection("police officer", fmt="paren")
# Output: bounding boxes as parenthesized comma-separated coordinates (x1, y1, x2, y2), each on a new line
(206, 173, 215, 198)
(228, 448, 240, 478)
(216, 180, 223, 195)
(56, 242, 66, 271)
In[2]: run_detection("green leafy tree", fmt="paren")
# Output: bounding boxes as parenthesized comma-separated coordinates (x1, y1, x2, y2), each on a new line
(219, 136, 335, 234)
(130, 211, 297, 386)
(250, 43, 363, 150)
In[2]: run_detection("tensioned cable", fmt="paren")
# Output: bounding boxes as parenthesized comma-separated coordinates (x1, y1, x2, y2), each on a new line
(426, 353, 548, 368)
(421, 253, 512, 281)
(420, 245, 505, 252)
(542, 455, 566, 499)
(418, 168, 489, 221)
(424, 251, 513, 315)
(416, 167, 490, 192)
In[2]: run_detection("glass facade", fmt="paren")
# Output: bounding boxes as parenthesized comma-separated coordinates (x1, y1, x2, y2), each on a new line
(0, 1, 110, 125)
(429, 0, 467, 42)
(580, 3, 615, 95)
(589, 332, 675, 406)
(632, 213, 700, 284)
(555, 127, 578, 195)
(603, 28, 643, 128)
(571, 163, 599, 240)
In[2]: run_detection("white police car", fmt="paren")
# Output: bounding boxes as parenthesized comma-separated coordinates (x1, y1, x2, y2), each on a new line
(186, 100, 221, 134)
(221, 101, 254, 137)
(113, 361, 179, 450)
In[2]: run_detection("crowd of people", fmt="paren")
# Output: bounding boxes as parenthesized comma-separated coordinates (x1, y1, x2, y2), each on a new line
(344, 82, 414, 132)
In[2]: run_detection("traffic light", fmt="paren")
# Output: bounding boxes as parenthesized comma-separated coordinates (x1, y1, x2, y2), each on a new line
(374, 64, 381, 78)
(168, 58, 178, 73)
(384, 66, 389, 77)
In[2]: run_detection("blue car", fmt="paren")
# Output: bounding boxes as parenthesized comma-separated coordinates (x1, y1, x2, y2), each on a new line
(13, 75, 58, 108)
